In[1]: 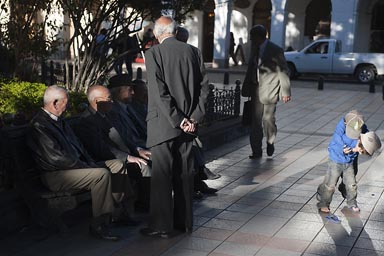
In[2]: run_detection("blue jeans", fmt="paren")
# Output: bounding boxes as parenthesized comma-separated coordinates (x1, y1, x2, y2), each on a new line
(317, 159, 357, 209)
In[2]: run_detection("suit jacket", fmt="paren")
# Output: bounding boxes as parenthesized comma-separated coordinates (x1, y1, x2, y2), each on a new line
(145, 37, 209, 147)
(27, 109, 94, 172)
(126, 102, 147, 139)
(242, 40, 291, 104)
(72, 107, 131, 161)
(107, 101, 146, 150)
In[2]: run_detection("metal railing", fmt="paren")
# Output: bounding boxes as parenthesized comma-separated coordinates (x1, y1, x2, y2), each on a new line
(202, 80, 241, 126)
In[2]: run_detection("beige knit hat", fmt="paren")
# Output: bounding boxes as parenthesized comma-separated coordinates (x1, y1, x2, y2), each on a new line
(361, 131, 382, 155)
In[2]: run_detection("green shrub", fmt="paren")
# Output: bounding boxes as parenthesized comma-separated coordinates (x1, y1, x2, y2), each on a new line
(67, 91, 88, 116)
(0, 80, 46, 118)
(0, 81, 88, 123)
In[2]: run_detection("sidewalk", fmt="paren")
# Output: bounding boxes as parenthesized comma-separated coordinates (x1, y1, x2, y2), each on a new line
(1, 78, 384, 256)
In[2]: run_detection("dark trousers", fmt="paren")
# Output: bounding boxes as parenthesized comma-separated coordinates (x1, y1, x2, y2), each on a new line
(250, 93, 277, 154)
(149, 134, 194, 232)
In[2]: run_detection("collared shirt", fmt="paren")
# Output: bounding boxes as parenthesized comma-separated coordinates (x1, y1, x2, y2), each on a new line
(159, 35, 174, 44)
(42, 108, 59, 121)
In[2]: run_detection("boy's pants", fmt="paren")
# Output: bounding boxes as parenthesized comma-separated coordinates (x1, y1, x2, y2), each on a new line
(317, 159, 358, 209)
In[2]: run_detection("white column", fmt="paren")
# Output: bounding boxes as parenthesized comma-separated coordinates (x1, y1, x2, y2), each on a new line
(330, 0, 357, 52)
(269, 8, 287, 48)
(212, 0, 233, 68)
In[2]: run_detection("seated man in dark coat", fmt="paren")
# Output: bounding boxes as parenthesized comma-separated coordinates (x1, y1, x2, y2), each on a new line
(72, 85, 151, 212)
(107, 75, 148, 152)
(27, 85, 121, 241)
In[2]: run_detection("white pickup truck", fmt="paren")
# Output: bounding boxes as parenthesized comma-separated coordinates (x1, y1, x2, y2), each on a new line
(284, 39, 384, 83)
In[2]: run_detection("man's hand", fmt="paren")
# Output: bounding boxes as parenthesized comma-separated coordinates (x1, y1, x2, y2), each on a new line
(282, 96, 291, 103)
(137, 148, 151, 160)
(343, 146, 352, 154)
(180, 118, 196, 133)
(127, 155, 148, 168)
(352, 139, 364, 154)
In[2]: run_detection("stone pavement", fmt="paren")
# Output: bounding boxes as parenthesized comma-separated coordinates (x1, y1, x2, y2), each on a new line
(2, 77, 384, 256)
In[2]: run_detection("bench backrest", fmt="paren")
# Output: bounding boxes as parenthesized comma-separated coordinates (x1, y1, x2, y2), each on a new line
(1, 125, 39, 183)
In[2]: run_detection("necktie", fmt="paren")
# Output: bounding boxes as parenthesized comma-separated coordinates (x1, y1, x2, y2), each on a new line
(254, 47, 259, 83)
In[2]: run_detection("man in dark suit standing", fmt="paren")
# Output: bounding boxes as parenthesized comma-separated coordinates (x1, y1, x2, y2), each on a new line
(242, 25, 291, 159)
(140, 16, 209, 238)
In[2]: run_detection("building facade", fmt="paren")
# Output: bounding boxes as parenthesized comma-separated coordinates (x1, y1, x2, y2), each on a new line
(184, 0, 384, 68)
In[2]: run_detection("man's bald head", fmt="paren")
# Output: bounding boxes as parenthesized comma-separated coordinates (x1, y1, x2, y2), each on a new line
(87, 85, 112, 112)
(87, 85, 109, 102)
(43, 85, 69, 117)
(153, 16, 177, 42)
(43, 85, 68, 107)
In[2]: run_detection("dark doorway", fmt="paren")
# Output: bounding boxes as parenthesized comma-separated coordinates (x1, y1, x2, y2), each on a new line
(252, 0, 272, 37)
(305, 0, 332, 40)
(202, 0, 215, 62)
(370, 2, 384, 53)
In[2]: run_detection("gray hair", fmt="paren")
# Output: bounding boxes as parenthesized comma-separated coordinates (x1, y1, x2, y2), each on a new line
(87, 85, 106, 103)
(43, 85, 68, 106)
(153, 16, 177, 37)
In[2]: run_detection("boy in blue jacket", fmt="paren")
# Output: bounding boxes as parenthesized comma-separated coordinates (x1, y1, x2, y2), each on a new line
(317, 110, 381, 213)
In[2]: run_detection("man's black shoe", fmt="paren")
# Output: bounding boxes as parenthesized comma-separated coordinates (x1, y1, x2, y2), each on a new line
(175, 226, 192, 234)
(249, 152, 262, 159)
(89, 225, 120, 241)
(267, 143, 275, 156)
(195, 180, 218, 195)
(193, 191, 204, 200)
(140, 227, 170, 238)
(112, 215, 141, 226)
(203, 167, 221, 180)
(201, 187, 218, 194)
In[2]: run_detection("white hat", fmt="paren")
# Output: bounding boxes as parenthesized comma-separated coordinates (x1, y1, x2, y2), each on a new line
(361, 131, 381, 155)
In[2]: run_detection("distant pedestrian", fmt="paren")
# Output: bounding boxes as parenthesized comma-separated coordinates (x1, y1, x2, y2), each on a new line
(229, 32, 238, 66)
(113, 28, 138, 77)
(95, 28, 108, 60)
(317, 110, 381, 213)
(142, 28, 155, 48)
(242, 24, 291, 159)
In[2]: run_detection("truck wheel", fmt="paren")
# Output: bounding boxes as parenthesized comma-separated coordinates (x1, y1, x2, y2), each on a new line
(356, 66, 376, 83)
(287, 63, 298, 79)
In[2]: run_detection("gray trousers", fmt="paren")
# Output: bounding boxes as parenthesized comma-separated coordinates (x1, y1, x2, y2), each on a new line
(250, 94, 277, 154)
(317, 159, 358, 209)
(41, 159, 129, 218)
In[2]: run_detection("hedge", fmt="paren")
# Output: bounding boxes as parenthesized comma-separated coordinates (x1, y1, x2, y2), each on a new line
(0, 80, 87, 123)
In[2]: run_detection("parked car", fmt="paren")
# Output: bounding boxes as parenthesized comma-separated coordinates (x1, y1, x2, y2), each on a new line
(284, 39, 384, 83)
